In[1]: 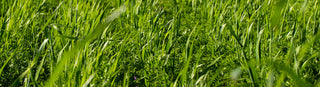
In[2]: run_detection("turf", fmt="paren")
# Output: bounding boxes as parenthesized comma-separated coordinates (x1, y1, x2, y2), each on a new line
(0, 0, 320, 86)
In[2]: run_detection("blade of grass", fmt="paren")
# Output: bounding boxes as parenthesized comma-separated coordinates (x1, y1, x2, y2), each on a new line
(0, 53, 14, 77)
(82, 73, 95, 87)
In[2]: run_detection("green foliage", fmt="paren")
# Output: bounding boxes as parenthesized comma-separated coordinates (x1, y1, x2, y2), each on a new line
(0, 0, 320, 86)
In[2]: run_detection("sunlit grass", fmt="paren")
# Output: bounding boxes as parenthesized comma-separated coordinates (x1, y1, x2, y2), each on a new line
(0, 0, 320, 86)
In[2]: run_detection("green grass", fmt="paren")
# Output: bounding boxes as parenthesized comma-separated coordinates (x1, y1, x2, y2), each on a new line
(1, 0, 320, 86)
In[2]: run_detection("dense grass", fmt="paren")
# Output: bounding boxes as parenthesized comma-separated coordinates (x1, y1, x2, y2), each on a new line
(1, 0, 320, 86)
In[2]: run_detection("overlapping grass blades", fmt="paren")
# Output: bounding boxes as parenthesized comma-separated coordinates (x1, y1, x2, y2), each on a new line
(44, 5, 126, 87)
(1, 0, 320, 86)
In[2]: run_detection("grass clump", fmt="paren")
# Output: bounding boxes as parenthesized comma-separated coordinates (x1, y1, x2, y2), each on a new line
(0, 0, 320, 86)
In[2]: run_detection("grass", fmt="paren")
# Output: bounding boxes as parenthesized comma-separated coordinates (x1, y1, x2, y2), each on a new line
(0, 0, 320, 86)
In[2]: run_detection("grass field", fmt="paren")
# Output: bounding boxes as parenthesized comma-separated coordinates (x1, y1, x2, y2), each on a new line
(0, 0, 320, 86)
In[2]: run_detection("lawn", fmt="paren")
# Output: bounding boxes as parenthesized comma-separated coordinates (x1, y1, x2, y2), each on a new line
(0, 0, 320, 86)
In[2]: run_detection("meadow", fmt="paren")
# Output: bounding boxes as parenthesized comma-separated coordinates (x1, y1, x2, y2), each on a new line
(0, 0, 320, 86)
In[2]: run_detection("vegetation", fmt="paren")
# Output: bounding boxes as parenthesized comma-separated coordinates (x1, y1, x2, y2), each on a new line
(0, 0, 320, 86)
